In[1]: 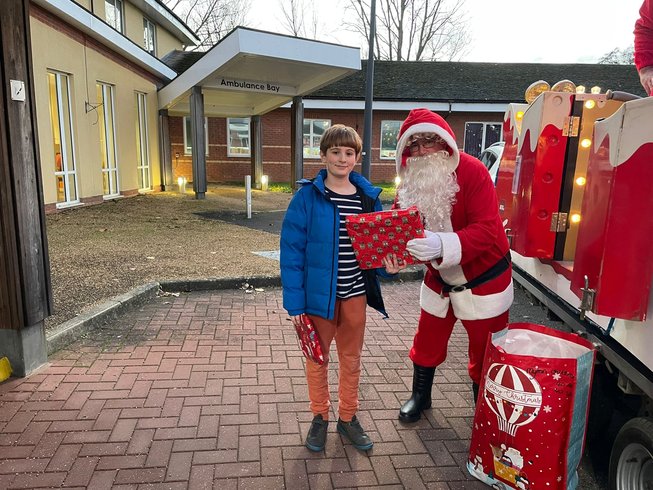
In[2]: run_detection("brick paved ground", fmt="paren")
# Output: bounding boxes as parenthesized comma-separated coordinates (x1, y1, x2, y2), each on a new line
(0, 281, 595, 489)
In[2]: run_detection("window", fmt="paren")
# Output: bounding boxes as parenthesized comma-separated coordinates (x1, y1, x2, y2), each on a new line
(97, 82, 120, 197)
(143, 17, 156, 55)
(135, 92, 151, 190)
(463, 122, 502, 158)
(303, 119, 330, 158)
(47, 71, 79, 206)
(105, 0, 123, 32)
(183, 116, 209, 155)
(227, 118, 251, 156)
(380, 120, 401, 159)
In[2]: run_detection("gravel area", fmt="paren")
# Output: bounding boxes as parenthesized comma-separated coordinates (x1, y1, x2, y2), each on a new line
(45, 186, 292, 332)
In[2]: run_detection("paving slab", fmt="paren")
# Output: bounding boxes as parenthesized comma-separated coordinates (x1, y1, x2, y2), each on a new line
(0, 281, 603, 489)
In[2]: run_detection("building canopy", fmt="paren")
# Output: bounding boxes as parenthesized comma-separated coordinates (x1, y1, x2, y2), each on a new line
(158, 27, 361, 117)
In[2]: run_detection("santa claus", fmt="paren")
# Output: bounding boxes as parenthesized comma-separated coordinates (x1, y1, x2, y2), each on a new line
(395, 108, 513, 423)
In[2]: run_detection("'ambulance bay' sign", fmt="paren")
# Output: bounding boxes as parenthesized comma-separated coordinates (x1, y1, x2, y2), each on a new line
(217, 78, 295, 96)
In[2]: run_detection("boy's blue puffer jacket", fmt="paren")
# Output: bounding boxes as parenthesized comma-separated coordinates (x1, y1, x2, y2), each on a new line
(280, 169, 389, 320)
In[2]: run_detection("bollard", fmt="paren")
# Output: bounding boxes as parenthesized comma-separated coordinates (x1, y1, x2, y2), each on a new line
(245, 175, 252, 219)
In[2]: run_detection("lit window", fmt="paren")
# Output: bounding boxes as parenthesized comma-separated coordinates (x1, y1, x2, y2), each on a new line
(380, 120, 401, 159)
(183, 116, 209, 156)
(143, 18, 156, 56)
(105, 0, 123, 32)
(48, 71, 79, 206)
(303, 119, 330, 159)
(227, 118, 251, 157)
(463, 122, 502, 158)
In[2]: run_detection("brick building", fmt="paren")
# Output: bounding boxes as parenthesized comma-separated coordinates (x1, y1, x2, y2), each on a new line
(161, 57, 647, 185)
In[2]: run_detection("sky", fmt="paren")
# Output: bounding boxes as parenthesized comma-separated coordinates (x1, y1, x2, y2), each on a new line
(246, 0, 644, 64)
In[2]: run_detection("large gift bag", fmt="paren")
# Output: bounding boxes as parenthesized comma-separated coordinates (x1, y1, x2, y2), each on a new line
(345, 206, 425, 269)
(467, 323, 596, 490)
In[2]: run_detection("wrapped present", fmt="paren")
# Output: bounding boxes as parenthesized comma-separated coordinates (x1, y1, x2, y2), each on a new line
(345, 206, 425, 270)
(294, 314, 325, 365)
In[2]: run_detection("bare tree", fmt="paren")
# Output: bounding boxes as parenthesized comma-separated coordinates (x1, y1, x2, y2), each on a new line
(598, 46, 635, 65)
(277, 0, 321, 39)
(163, 0, 251, 50)
(346, 0, 470, 61)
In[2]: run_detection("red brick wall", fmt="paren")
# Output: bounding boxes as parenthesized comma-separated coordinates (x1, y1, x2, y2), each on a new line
(168, 108, 504, 184)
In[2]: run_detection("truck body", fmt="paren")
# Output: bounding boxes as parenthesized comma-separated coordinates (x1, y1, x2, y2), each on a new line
(495, 86, 653, 489)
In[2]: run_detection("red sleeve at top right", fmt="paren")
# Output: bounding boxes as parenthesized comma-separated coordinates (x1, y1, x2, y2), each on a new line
(635, 0, 653, 70)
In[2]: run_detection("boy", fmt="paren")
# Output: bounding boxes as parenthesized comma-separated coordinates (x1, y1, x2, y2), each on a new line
(280, 124, 401, 452)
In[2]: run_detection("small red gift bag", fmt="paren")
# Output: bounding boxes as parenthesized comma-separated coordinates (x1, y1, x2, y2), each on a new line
(294, 314, 325, 365)
(345, 206, 425, 270)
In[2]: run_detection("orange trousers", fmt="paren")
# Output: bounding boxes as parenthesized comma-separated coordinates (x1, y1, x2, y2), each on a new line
(306, 295, 366, 422)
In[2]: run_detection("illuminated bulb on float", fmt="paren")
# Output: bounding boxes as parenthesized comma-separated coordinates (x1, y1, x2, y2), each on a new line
(591, 86, 601, 94)
(575, 176, 587, 186)
(580, 139, 592, 149)
(516, 111, 524, 120)
(394, 175, 401, 187)
(570, 214, 581, 224)
(585, 100, 596, 109)
(576, 85, 586, 94)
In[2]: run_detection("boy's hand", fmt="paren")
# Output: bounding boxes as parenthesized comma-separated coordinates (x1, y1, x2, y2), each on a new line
(382, 253, 407, 274)
(291, 315, 303, 328)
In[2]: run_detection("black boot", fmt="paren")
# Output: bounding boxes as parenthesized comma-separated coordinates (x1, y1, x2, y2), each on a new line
(399, 363, 436, 423)
(472, 383, 480, 405)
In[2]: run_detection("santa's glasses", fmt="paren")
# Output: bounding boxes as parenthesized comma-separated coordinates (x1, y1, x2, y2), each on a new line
(408, 136, 444, 155)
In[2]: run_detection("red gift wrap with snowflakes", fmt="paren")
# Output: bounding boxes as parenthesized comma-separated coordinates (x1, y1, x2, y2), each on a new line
(467, 323, 596, 490)
(345, 206, 425, 270)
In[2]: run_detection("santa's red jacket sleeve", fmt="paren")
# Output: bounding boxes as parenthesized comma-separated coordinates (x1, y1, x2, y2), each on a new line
(635, 0, 653, 71)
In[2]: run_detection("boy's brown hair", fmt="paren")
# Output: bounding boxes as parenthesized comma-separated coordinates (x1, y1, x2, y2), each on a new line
(319, 124, 362, 155)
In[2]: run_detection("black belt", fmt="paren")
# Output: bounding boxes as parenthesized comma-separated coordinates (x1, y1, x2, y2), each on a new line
(437, 252, 511, 294)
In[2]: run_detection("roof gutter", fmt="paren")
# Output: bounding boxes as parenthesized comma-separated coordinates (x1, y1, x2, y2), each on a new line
(130, 0, 200, 46)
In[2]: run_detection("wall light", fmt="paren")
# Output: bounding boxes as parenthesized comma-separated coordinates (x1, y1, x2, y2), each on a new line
(261, 174, 269, 192)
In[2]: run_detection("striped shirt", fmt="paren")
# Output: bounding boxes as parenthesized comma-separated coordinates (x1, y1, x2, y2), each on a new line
(325, 188, 366, 299)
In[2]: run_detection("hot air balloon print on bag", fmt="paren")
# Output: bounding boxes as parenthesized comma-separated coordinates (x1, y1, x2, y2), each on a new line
(468, 323, 596, 489)
(484, 363, 542, 437)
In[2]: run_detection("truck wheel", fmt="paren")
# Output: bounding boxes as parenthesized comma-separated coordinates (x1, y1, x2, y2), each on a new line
(608, 417, 653, 490)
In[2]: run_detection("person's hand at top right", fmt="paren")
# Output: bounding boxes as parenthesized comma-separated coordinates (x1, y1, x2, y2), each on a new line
(640, 65, 653, 95)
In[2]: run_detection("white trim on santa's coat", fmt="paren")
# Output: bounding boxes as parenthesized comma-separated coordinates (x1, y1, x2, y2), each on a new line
(420, 279, 514, 320)
(395, 122, 460, 174)
(430, 231, 463, 275)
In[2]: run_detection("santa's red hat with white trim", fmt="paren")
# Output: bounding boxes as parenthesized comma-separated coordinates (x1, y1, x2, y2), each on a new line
(395, 108, 460, 174)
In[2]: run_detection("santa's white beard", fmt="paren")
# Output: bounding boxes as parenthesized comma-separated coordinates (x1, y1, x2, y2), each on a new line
(397, 151, 459, 232)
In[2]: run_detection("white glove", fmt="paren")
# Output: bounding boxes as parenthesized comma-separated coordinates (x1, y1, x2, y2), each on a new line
(406, 230, 443, 261)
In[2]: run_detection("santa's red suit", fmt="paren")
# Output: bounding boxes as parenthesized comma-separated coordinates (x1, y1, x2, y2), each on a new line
(395, 109, 512, 391)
